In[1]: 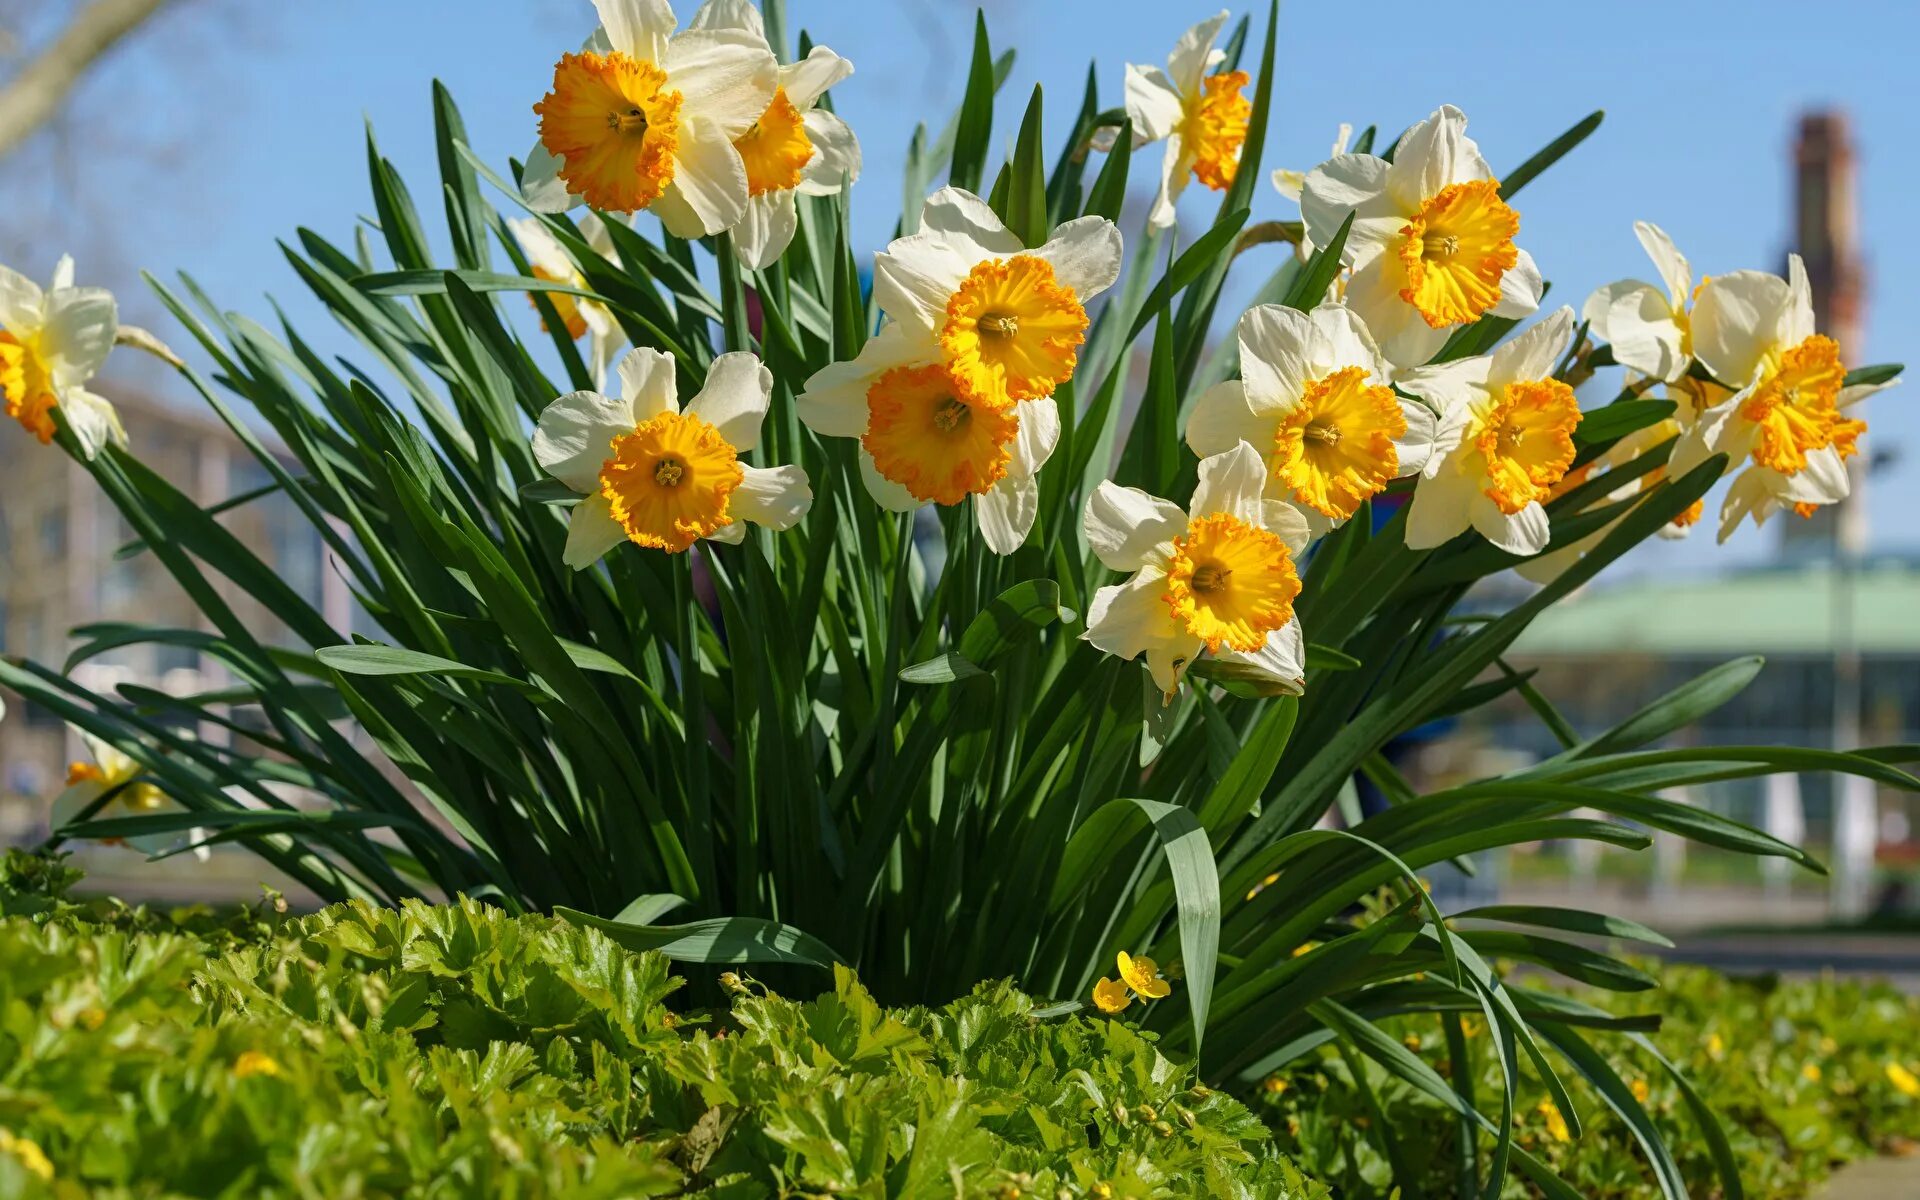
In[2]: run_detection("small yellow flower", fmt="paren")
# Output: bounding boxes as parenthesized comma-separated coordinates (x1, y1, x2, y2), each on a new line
(1707, 1033, 1724, 1061)
(0, 1128, 53, 1181)
(1292, 942, 1317, 958)
(234, 1050, 282, 1079)
(1092, 977, 1132, 1014)
(1630, 1078, 1651, 1104)
(1262, 1076, 1289, 1095)
(1818, 1036, 1839, 1055)
(1460, 1016, 1482, 1040)
(1537, 1099, 1571, 1143)
(1246, 870, 1282, 902)
(1402, 1034, 1422, 1052)
(1116, 951, 1172, 1000)
(1887, 1062, 1920, 1098)
(1802, 1063, 1822, 1083)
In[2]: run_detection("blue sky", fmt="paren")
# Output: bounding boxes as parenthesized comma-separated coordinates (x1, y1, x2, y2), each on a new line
(43, 0, 1920, 572)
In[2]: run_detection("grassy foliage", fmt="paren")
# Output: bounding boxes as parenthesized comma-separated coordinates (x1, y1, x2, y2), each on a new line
(0, 882, 1320, 1198)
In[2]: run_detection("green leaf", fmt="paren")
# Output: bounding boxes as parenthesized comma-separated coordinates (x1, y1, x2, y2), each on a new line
(957, 580, 1070, 665)
(555, 907, 844, 968)
(1125, 208, 1251, 342)
(1499, 110, 1603, 200)
(1844, 362, 1903, 388)
(1280, 210, 1352, 312)
(1083, 119, 1132, 222)
(1004, 84, 1049, 247)
(899, 652, 988, 685)
(947, 12, 996, 193)
(1574, 399, 1678, 447)
(317, 645, 529, 690)
(1451, 904, 1674, 948)
(1570, 656, 1763, 759)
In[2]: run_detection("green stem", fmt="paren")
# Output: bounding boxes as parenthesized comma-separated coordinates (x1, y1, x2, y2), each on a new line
(674, 552, 716, 905)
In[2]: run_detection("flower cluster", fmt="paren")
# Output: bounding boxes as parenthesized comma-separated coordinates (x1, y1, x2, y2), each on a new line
(1093, 950, 1175, 1014)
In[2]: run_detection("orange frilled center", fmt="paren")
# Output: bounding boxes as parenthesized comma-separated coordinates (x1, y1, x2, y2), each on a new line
(1, 331, 58, 444)
(535, 51, 682, 213)
(1163, 513, 1301, 653)
(736, 87, 814, 198)
(598, 411, 742, 552)
(938, 255, 1088, 410)
(1184, 70, 1251, 191)
(1396, 179, 1520, 329)
(861, 363, 1018, 506)
(1473, 378, 1582, 515)
(1740, 334, 1847, 475)
(1271, 366, 1405, 519)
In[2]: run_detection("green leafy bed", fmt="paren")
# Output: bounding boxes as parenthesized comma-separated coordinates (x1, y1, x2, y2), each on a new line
(0, 881, 1320, 1199)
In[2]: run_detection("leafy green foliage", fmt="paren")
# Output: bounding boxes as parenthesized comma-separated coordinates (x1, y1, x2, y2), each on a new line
(1260, 960, 1920, 1199)
(0, 899, 1322, 1198)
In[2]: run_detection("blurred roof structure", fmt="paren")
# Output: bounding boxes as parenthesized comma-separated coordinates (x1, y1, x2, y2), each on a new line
(1511, 558, 1920, 657)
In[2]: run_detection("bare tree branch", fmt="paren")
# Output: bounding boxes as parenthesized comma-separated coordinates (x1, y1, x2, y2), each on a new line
(0, 0, 175, 162)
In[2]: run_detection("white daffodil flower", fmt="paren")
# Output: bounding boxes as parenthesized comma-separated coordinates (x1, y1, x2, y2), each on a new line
(1672, 255, 1899, 541)
(1, 255, 124, 460)
(1398, 307, 1582, 556)
(1124, 11, 1253, 229)
(1583, 222, 1698, 383)
(1302, 105, 1544, 369)
(688, 0, 859, 268)
(1187, 303, 1435, 540)
(1082, 442, 1311, 698)
(534, 347, 811, 565)
(49, 730, 209, 861)
(524, 0, 778, 238)
(795, 188, 1120, 554)
(508, 213, 627, 388)
(1271, 123, 1353, 204)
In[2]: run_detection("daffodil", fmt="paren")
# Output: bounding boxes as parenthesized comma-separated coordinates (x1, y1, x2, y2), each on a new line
(1672, 255, 1899, 541)
(49, 729, 208, 860)
(1513, 412, 1701, 584)
(1302, 105, 1544, 368)
(688, 0, 859, 268)
(1092, 977, 1132, 1014)
(1584, 222, 1700, 383)
(796, 189, 1119, 552)
(508, 213, 626, 387)
(1187, 303, 1436, 539)
(524, 0, 777, 238)
(1124, 12, 1253, 229)
(1116, 950, 1172, 999)
(1, 256, 124, 459)
(1081, 443, 1310, 697)
(533, 347, 811, 563)
(1396, 308, 1582, 556)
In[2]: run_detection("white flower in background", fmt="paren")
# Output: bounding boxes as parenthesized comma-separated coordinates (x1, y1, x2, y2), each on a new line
(1302, 105, 1544, 368)
(1672, 255, 1898, 541)
(524, 0, 777, 238)
(1187, 303, 1435, 539)
(1082, 443, 1311, 698)
(1583, 222, 1699, 383)
(1271, 123, 1353, 204)
(1398, 307, 1583, 556)
(49, 730, 209, 861)
(534, 347, 811, 564)
(795, 188, 1119, 553)
(508, 213, 627, 387)
(1124, 12, 1254, 229)
(689, 0, 859, 268)
(1, 255, 124, 459)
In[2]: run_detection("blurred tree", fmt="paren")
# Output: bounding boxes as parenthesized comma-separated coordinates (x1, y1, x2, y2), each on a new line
(0, 0, 177, 159)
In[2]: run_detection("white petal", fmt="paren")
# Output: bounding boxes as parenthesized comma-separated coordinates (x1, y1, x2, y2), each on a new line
(1124, 64, 1186, 144)
(1300, 153, 1399, 263)
(732, 191, 797, 269)
(617, 347, 680, 419)
(1186, 379, 1273, 459)
(1405, 466, 1477, 549)
(520, 140, 580, 214)
(1033, 216, 1124, 302)
(1344, 253, 1449, 369)
(1236, 304, 1314, 406)
(595, 0, 675, 62)
(1384, 105, 1491, 213)
(976, 474, 1039, 554)
(1490, 307, 1575, 384)
(798, 109, 861, 195)
(50, 255, 76, 293)
(1691, 270, 1789, 388)
(1304, 303, 1390, 380)
(1214, 617, 1306, 695)
(686, 351, 771, 451)
(508, 216, 574, 280)
(564, 493, 630, 569)
(1007, 398, 1061, 479)
(49, 782, 108, 833)
(1084, 567, 1186, 665)
(874, 188, 1015, 334)
(1785, 254, 1817, 344)
(1083, 481, 1185, 572)
(665, 29, 778, 138)
(780, 44, 853, 109)
(42, 287, 117, 386)
(1488, 248, 1545, 319)
(656, 118, 751, 237)
(1634, 221, 1691, 303)
(1167, 11, 1229, 96)
(1393, 396, 1438, 478)
(1149, 131, 1191, 230)
(797, 322, 930, 437)
(1775, 446, 1850, 504)
(705, 520, 747, 544)
(733, 463, 812, 529)
(1838, 376, 1898, 412)
(1600, 285, 1688, 382)
(858, 450, 921, 512)
(1471, 495, 1550, 556)
(1396, 355, 1489, 421)
(687, 0, 764, 39)
(1716, 469, 1774, 543)
(1189, 441, 1267, 523)
(1259, 499, 1314, 557)
(61, 388, 127, 461)
(534, 389, 633, 492)
(0, 261, 45, 331)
